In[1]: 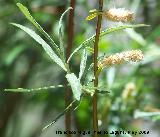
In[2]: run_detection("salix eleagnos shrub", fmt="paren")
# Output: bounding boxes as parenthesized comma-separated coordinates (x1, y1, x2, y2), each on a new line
(4, 2, 148, 132)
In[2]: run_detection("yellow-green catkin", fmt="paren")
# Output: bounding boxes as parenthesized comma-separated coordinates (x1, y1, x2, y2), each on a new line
(99, 50, 143, 68)
(103, 8, 134, 22)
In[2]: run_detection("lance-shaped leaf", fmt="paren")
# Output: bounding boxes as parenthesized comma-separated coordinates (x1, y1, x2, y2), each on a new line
(79, 49, 87, 80)
(42, 99, 77, 131)
(4, 84, 66, 92)
(67, 24, 149, 63)
(16, 3, 60, 55)
(11, 23, 67, 71)
(66, 73, 82, 101)
(86, 9, 100, 20)
(86, 13, 99, 20)
(59, 7, 73, 59)
(134, 111, 160, 119)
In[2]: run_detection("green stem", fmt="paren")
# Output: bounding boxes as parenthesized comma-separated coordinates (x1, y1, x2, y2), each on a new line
(93, 0, 103, 137)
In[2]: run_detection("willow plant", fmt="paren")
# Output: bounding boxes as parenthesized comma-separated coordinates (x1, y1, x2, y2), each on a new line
(4, 2, 148, 136)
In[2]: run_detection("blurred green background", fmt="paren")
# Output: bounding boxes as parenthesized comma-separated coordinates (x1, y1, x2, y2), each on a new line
(0, 0, 160, 137)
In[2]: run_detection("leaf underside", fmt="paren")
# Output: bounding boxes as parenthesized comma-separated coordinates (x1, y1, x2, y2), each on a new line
(134, 111, 160, 119)
(79, 49, 88, 80)
(66, 73, 82, 101)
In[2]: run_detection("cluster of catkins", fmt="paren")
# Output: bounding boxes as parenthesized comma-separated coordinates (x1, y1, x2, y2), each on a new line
(97, 8, 143, 68)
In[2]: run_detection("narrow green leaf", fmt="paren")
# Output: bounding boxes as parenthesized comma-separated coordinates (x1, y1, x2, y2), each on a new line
(59, 7, 73, 59)
(86, 9, 101, 20)
(4, 85, 66, 92)
(134, 111, 160, 119)
(42, 100, 77, 131)
(5, 88, 29, 92)
(67, 24, 149, 63)
(11, 23, 67, 71)
(16, 3, 60, 55)
(85, 13, 98, 20)
(66, 73, 82, 101)
(100, 24, 149, 37)
(79, 49, 87, 80)
(4, 45, 26, 66)
(125, 28, 147, 46)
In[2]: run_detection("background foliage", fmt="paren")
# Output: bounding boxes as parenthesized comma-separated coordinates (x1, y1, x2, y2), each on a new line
(0, 0, 160, 137)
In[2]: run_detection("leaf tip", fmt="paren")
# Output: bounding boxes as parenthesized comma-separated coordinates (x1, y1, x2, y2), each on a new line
(9, 23, 17, 27)
(4, 89, 12, 92)
(145, 24, 150, 27)
(9, 22, 14, 25)
(68, 7, 73, 10)
(16, 3, 22, 7)
(42, 126, 47, 132)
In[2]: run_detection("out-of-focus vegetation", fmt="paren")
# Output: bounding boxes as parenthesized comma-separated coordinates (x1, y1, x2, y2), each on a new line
(0, 0, 160, 137)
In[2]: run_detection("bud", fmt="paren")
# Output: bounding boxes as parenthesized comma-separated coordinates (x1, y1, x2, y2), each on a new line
(99, 50, 143, 68)
(103, 8, 134, 22)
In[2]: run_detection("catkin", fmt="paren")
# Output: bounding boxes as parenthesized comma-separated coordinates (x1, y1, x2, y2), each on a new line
(103, 8, 134, 22)
(99, 50, 143, 67)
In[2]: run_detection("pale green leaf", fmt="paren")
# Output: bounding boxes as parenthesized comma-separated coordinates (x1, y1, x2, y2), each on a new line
(66, 73, 82, 101)
(89, 9, 98, 13)
(134, 111, 160, 119)
(79, 49, 87, 80)
(67, 24, 149, 63)
(125, 28, 147, 46)
(4, 85, 66, 92)
(85, 13, 98, 20)
(59, 7, 73, 58)
(11, 23, 67, 71)
(4, 45, 26, 66)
